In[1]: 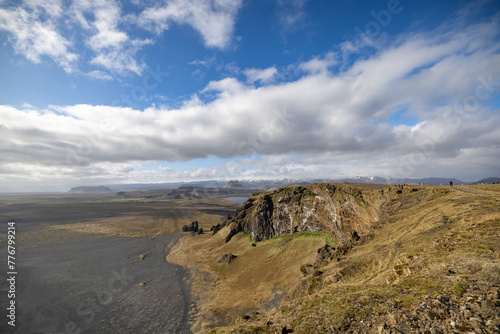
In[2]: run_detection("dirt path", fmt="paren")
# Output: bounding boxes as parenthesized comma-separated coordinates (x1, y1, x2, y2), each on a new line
(453, 186, 499, 195)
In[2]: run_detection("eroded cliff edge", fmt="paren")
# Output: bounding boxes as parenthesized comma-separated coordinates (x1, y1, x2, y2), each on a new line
(218, 183, 380, 244)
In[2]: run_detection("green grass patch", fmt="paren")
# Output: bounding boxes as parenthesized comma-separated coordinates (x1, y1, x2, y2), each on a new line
(398, 275, 446, 296)
(262, 231, 338, 248)
(406, 248, 424, 256)
(231, 230, 337, 248)
(399, 295, 417, 308)
(450, 282, 468, 297)
(233, 231, 254, 243)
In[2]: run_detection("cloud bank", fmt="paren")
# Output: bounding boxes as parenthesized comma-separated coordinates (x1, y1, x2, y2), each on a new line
(1, 16, 499, 191)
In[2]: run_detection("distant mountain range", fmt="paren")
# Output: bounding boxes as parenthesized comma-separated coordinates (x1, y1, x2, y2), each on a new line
(68, 186, 113, 193)
(223, 180, 245, 188)
(69, 176, 499, 193)
(115, 186, 254, 200)
(473, 177, 500, 184)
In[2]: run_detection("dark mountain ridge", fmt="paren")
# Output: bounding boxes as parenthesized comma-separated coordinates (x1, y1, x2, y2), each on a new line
(115, 186, 255, 200)
(68, 186, 113, 193)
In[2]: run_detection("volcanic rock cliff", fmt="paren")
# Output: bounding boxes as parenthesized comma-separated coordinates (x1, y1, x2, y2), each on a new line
(220, 183, 379, 243)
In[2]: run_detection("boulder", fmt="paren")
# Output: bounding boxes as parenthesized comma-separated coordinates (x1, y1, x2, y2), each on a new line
(315, 244, 336, 266)
(218, 253, 237, 265)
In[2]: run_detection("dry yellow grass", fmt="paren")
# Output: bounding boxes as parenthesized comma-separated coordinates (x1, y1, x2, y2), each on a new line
(196, 185, 500, 333)
(168, 228, 333, 333)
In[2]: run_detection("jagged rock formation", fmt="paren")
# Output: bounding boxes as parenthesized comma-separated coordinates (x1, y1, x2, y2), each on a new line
(220, 183, 378, 243)
(182, 221, 199, 232)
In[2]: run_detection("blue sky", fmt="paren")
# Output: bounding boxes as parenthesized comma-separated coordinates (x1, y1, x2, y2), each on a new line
(0, 0, 499, 191)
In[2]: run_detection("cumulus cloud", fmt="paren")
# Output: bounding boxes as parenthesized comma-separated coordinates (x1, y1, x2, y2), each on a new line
(244, 67, 278, 84)
(69, 0, 153, 75)
(137, 0, 243, 49)
(299, 52, 337, 74)
(1, 16, 500, 190)
(0, 0, 77, 72)
(0, 0, 243, 75)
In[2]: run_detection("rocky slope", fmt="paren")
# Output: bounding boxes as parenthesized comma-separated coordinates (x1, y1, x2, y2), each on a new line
(219, 183, 379, 244)
(205, 184, 500, 334)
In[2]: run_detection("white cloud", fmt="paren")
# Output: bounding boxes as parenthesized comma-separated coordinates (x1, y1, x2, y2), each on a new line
(85, 70, 113, 80)
(70, 0, 152, 75)
(0, 0, 242, 75)
(275, 0, 309, 30)
(299, 52, 337, 74)
(221, 61, 240, 76)
(24, 0, 63, 18)
(244, 67, 278, 84)
(137, 0, 243, 49)
(1, 17, 500, 190)
(189, 59, 211, 67)
(88, 38, 153, 75)
(0, 1, 77, 72)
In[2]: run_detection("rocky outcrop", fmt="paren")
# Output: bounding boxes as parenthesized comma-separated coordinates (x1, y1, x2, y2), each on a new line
(218, 253, 237, 264)
(210, 223, 223, 235)
(182, 221, 199, 232)
(220, 183, 378, 243)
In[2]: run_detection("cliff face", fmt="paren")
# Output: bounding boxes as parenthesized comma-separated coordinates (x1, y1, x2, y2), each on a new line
(223, 183, 378, 243)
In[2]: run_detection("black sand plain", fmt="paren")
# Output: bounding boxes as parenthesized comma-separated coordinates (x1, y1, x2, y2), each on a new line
(0, 193, 242, 333)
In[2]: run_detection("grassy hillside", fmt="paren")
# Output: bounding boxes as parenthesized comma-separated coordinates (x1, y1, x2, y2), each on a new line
(169, 184, 500, 333)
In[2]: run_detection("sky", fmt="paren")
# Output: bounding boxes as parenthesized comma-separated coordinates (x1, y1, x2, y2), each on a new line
(0, 0, 499, 192)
